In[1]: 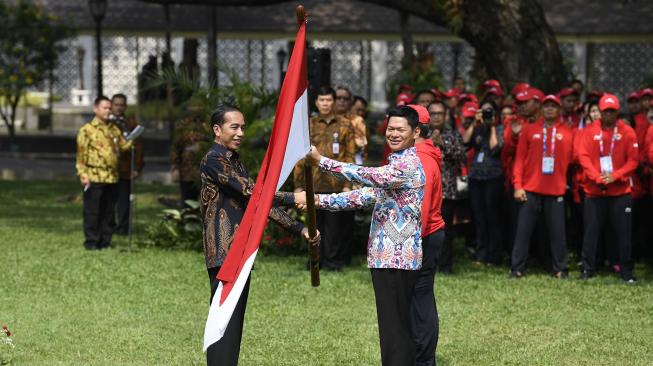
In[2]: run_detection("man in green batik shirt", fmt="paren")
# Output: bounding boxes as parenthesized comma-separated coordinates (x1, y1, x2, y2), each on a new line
(76, 96, 132, 250)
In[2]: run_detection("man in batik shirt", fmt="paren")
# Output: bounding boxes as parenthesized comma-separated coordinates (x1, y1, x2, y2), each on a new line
(295, 105, 425, 366)
(200, 104, 319, 366)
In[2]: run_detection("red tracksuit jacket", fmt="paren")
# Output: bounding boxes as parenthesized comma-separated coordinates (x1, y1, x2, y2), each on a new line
(416, 139, 445, 237)
(577, 120, 639, 197)
(513, 119, 574, 196)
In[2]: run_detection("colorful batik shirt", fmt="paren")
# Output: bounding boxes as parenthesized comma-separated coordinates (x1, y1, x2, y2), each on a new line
(76, 118, 132, 183)
(316, 147, 425, 270)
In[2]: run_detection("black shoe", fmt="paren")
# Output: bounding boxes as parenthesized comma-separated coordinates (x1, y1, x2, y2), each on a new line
(509, 270, 524, 279)
(84, 243, 99, 250)
(97, 243, 112, 250)
(554, 271, 569, 279)
(580, 270, 593, 280)
(622, 276, 637, 284)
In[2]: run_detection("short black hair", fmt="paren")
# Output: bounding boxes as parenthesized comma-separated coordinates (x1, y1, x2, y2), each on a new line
(111, 93, 127, 102)
(353, 95, 368, 107)
(427, 100, 447, 112)
(413, 89, 437, 102)
(570, 79, 584, 87)
(335, 86, 352, 100)
(316, 85, 336, 99)
(417, 123, 430, 138)
(94, 96, 110, 105)
(386, 105, 419, 130)
(210, 104, 241, 126)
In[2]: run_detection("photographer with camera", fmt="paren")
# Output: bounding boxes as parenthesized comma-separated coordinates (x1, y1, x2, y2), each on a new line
(110, 94, 144, 235)
(463, 99, 504, 265)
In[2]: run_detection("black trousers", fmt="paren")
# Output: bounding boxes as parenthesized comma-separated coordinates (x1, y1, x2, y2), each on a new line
(371, 268, 419, 366)
(411, 230, 445, 366)
(83, 183, 118, 248)
(469, 176, 504, 264)
(566, 190, 585, 258)
(316, 209, 354, 269)
(632, 196, 652, 259)
(180, 180, 200, 207)
(114, 179, 131, 234)
(511, 192, 567, 274)
(582, 195, 634, 279)
(206, 267, 251, 366)
(439, 199, 456, 272)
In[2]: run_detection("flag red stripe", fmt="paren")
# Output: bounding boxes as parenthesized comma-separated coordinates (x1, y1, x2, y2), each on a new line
(216, 21, 307, 304)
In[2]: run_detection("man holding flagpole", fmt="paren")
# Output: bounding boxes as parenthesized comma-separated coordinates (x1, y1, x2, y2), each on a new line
(295, 105, 426, 366)
(200, 104, 320, 365)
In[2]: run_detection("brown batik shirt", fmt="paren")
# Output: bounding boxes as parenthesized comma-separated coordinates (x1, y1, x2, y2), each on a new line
(200, 142, 304, 269)
(293, 114, 356, 193)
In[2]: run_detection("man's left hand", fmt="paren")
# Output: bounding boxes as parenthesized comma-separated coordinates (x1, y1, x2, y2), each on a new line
(306, 146, 322, 165)
(600, 173, 615, 184)
(301, 228, 321, 246)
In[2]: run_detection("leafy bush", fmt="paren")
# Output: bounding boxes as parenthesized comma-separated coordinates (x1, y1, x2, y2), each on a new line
(141, 200, 203, 251)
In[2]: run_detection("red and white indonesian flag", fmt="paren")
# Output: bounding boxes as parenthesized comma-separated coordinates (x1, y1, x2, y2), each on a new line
(203, 17, 310, 351)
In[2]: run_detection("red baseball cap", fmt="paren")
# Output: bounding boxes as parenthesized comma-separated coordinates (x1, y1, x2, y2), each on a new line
(486, 86, 505, 97)
(482, 79, 501, 90)
(398, 84, 413, 93)
(395, 92, 413, 106)
(515, 87, 544, 103)
(408, 104, 430, 124)
(599, 93, 620, 111)
(511, 82, 530, 96)
(542, 94, 561, 106)
(639, 88, 653, 98)
(461, 102, 478, 118)
(443, 88, 461, 98)
(558, 87, 579, 98)
(430, 88, 443, 100)
(627, 92, 640, 101)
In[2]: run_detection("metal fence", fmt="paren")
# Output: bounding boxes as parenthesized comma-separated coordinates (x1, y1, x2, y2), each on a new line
(52, 36, 653, 109)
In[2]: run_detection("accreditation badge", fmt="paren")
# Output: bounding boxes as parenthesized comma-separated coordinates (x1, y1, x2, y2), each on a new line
(476, 152, 485, 163)
(542, 157, 554, 175)
(600, 156, 613, 174)
(332, 142, 340, 155)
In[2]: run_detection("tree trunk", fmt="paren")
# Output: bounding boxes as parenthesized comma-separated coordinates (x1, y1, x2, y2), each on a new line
(163, 0, 568, 92)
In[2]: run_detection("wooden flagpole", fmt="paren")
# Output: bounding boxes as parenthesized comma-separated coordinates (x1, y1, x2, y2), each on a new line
(297, 5, 319, 287)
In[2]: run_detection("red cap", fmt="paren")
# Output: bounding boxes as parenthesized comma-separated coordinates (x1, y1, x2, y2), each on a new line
(515, 87, 544, 102)
(511, 82, 530, 96)
(461, 102, 478, 118)
(486, 86, 505, 97)
(627, 92, 640, 101)
(430, 88, 443, 100)
(599, 93, 620, 111)
(398, 84, 413, 93)
(443, 88, 461, 98)
(639, 88, 653, 98)
(395, 92, 413, 106)
(408, 104, 430, 124)
(482, 79, 501, 90)
(542, 94, 561, 106)
(558, 87, 579, 98)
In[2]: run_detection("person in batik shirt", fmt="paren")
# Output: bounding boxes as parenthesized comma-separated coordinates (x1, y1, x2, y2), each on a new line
(295, 105, 425, 366)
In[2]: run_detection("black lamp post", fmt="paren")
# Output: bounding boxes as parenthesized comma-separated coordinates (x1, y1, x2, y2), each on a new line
(89, 0, 107, 97)
(276, 47, 287, 89)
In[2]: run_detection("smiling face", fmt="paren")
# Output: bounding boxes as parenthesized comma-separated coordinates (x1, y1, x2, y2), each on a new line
(589, 105, 601, 121)
(385, 116, 418, 152)
(213, 111, 245, 151)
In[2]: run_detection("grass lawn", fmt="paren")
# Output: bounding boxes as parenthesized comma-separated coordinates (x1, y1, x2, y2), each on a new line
(1, 180, 652, 365)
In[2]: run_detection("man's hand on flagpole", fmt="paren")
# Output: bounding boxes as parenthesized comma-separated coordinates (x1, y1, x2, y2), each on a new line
(301, 227, 321, 246)
(306, 145, 322, 165)
(293, 190, 318, 211)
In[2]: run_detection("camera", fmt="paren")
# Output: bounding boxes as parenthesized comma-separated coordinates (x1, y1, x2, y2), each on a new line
(482, 109, 495, 124)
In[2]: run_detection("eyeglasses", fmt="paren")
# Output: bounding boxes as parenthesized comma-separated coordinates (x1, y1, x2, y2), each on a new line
(335, 96, 350, 101)
(429, 112, 445, 117)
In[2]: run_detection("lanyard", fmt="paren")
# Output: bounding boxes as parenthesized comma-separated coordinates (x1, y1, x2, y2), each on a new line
(542, 126, 556, 157)
(599, 126, 618, 157)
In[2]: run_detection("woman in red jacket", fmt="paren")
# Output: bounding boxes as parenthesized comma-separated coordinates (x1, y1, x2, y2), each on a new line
(510, 95, 574, 278)
(577, 94, 639, 283)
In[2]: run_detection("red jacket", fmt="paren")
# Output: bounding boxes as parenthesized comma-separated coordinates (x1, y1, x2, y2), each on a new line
(416, 139, 445, 237)
(562, 112, 580, 129)
(631, 112, 650, 197)
(577, 120, 639, 197)
(513, 119, 574, 196)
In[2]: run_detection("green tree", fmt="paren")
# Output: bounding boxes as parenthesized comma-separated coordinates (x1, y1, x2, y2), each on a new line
(0, 0, 71, 146)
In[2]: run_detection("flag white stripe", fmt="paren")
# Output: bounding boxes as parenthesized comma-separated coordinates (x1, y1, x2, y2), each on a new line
(277, 89, 311, 191)
(203, 249, 259, 351)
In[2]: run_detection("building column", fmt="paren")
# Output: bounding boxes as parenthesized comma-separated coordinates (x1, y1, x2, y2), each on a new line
(370, 40, 388, 111)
